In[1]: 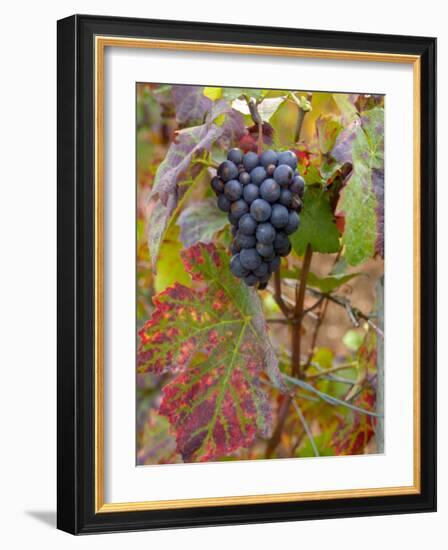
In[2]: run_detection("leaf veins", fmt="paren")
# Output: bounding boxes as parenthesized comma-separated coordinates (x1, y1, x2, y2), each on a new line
(137, 243, 285, 462)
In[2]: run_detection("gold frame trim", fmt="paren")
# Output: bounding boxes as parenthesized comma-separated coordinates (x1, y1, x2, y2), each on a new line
(94, 36, 421, 513)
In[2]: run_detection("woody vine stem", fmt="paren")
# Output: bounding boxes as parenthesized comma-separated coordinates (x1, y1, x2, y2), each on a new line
(244, 94, 314, 458)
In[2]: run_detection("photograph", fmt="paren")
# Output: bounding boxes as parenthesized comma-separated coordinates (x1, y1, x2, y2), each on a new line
(136, 83, 385, 465)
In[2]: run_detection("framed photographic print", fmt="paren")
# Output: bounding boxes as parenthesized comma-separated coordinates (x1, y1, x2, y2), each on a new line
(57, 14, 436, 534)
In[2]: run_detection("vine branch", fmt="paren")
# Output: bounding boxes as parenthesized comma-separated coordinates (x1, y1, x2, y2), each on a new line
(245, 95, 264, 155)
(264, 93, 313, 459)
(273, 270, 292, 318)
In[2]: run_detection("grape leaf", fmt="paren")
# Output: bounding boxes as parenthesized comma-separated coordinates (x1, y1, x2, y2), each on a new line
(332, 93, 358, 123)
(147, 108, 225, 268)
(147, 97, 246, 267)
(342, 329, 365, 352)
(138, 243, 285, 462)
(316, 114, 342, 154)
(257, 98, 286, 122)
(154, 224, 191, 293)
(283, 268, 361, 294)
(223, 88, 265, 102)
(203, 87, 223, 101)
(331, 388, 376, 455)
(290, 187, 340, 255)
(177, 199, 228, 248)
(172, 86, 212, 125)
(333, 107, 384, 265)
(213, 100, 246, 144)
(137, 409, 182, 465)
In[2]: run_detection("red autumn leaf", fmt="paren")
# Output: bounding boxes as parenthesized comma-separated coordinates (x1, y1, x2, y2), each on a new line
(335, 214, 345, 234)
(137, 243, 284, 462)
(331, 389, 376, 455)
(238, 133, 257, 152)
(331, 331, 378, 455)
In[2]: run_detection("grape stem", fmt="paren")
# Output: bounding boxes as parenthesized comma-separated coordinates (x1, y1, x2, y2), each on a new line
(244, 95, 264, 156)
(292, 244, 313, 377)
(264, 93, 313, 458)
(273, 270, 292, 317)
(292, 92, 312, 143)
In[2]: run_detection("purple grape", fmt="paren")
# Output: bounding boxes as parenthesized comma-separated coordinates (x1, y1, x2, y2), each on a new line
(250, 199, 272, 222)
(228, 212, 240, 226)
(244, 273, 259, 286)
(270, 203, 289, 228)
(230, 199, 249, 221)
(250, 166, 267, 185)
(243, 183, 259, 204)
(235, 232, 257, 249)
(227, 148, 244, 165)
(217, 160, 238, 182)
(253, 262, 269, 277)
(273, 231, 289, 251)
(284, 211, 300, 235)
(238, 214, 257, 236)
(290, 175, 305, 197)
(277, 241, 292, 257)
(259, 178, 281, 203)
(278, 150, 298, 170)
(230, 254, 249, 278)
(279, 189, 293, 207)
(260, 150, 278, 168)
(217, 194, 231, 212)
(273, 164, 294, 186)
(211, 176, 224, 195)
(256, 242, 275, 259)
(243, 151, 259, 172)
(224, 179, 243, 201)
(240, 248, 263, 270)
(268, 256, 281, 273)
(256, 222, 276, 244)
(239, 171, 251, 185)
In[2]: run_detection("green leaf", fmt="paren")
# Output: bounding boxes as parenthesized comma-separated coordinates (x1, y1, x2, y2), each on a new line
(333, 107, 384, 265)
(313, 348, 334, 370)
(176, 199, 228, 248)
(297, 431, 334, 457)
(339, 168, 377, 264)
(257, 97, 286, 122)
(138, 243, 285, 461)
(333, 93, 358, 122)
(343, 329, 365, 352)
(284, 268, 361, 294)
(222, 88, 265, 102)
(316, 114, 343, 154)
(290, 187, 340, 255)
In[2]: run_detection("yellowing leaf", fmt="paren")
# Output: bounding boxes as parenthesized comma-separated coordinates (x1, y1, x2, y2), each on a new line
(203, 87, 223, 100)
(154, 225, 191, 293)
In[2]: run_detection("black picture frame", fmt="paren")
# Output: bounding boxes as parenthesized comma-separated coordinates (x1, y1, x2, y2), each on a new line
(57, 14, 436, 534)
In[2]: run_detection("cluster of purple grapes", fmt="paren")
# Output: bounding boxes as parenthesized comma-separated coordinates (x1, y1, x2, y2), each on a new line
(210, 148, 305, 287)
